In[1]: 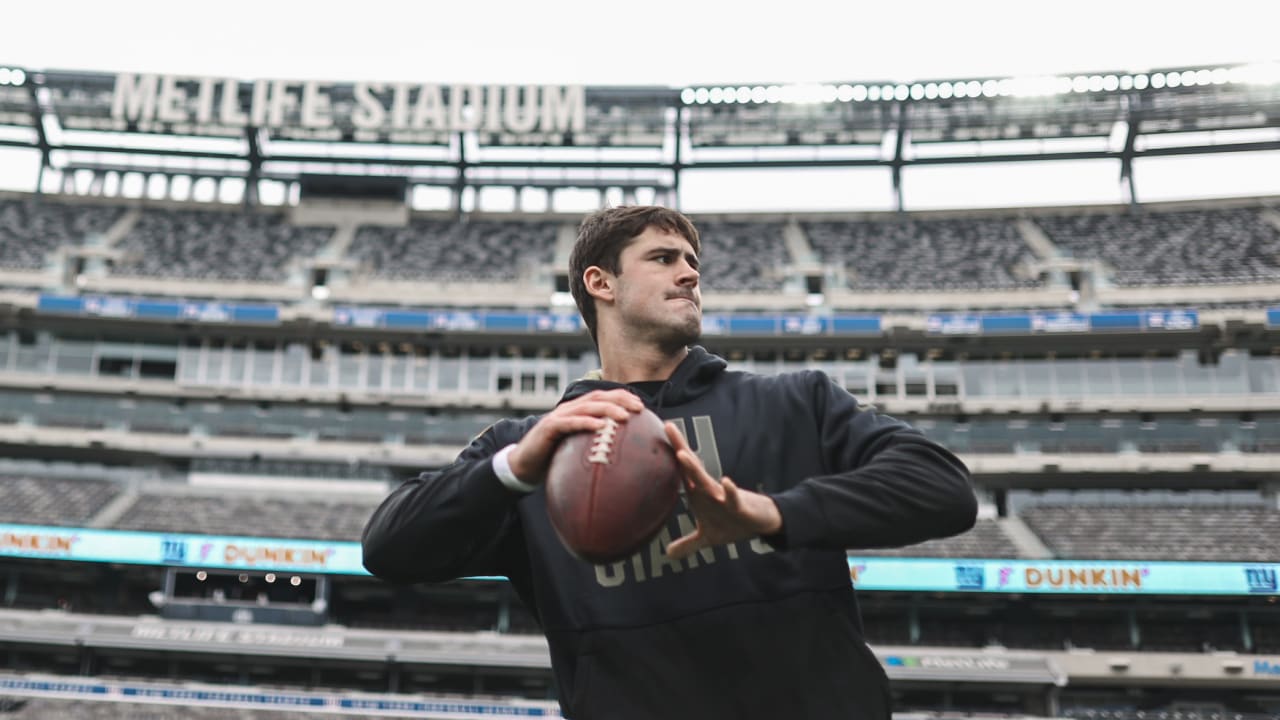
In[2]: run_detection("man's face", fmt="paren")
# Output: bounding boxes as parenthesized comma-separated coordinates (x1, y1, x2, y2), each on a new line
(606, 227, 702, 351)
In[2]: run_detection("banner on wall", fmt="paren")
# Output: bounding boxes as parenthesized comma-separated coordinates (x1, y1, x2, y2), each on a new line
(2, 524, 1277, 596)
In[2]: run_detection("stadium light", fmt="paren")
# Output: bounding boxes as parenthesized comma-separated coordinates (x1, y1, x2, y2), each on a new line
(894, 84, 909, 101)
(836, 84, 854, 102)
(1234, 62, 1280, 85)
(750, 86, 767, 103)
(708, 87, 724, 104)
(1134, 74, 1149, 90)
(1150, 73, 1165, 89)
(851, 84, 868, 101)
(965, 80, 982, 97)
(1102, 75, 1120, 91)
(980, 80, 999, 97)
(735, 86, 752, 103)
(1165, 71, 1182, 88)
(680, 88, 695, 104)
(1119, 75, 1133, 90)
(765, 85, 782, 103)
(910, 84, 924, 100)
(867, 85, 881, 101)
(0, 68, 9, 85)
(923, 83, 938, 99)
(936, 82, 952, 99)
(881, 84, 895, 101)
(1210, 68, 1229, 85)
(694, 87, 709, 104)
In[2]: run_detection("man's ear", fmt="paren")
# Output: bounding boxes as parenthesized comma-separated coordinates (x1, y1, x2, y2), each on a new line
(583, 266, 615, 303)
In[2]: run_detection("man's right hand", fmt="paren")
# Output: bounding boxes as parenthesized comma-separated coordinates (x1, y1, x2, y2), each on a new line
(505, 389, 645, 486)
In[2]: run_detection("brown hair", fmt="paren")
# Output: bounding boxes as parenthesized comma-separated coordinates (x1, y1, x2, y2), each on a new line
(569, 206, 701, 344)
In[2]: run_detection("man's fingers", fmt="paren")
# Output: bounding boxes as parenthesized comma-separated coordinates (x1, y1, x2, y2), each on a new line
(574, 389, 644, 413)
(676, 449, 723, 497)
(721, 477, 741, 511)
(664, 422, 688, 452)
(665, 532, 703, 562)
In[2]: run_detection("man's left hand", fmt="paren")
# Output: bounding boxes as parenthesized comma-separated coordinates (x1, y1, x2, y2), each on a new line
(663, 422, 784, 562)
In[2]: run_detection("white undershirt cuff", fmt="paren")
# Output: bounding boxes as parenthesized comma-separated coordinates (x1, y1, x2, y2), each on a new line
(492, 444, 537, 494)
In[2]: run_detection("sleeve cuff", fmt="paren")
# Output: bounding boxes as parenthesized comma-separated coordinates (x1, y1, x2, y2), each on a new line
(492, 444, 538, 494)
(764, 484, 827, 550)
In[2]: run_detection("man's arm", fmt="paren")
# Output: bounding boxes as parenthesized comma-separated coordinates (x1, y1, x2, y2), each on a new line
(361, 422, 527, 585)
(665, 371, 975, 561)
(767, 371, 977, 550)
(362, 388, 646, 584)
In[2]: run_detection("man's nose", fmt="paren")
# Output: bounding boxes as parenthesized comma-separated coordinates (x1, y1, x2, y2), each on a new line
(676, 260, 699, 286)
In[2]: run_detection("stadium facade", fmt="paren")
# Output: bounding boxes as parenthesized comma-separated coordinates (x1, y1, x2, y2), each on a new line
(0, 62, 1277, 719)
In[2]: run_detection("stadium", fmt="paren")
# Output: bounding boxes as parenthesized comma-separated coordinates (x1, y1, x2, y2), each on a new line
(1, 8, 1280, 719)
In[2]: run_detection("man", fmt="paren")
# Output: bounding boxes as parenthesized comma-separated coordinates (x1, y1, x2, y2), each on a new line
(363, 205, 976, 719)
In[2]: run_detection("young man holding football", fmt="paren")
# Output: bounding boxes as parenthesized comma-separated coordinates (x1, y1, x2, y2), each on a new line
(363, 205, 977, 720)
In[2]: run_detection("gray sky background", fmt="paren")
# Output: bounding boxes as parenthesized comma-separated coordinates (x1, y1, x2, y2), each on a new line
(4, 0, 1280, 211)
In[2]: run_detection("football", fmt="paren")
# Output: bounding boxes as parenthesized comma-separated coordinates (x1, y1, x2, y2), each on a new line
(544, 408, 682, 564)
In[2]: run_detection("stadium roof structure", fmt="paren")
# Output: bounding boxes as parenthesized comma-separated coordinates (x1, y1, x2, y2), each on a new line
(0, 63, 1278, 209)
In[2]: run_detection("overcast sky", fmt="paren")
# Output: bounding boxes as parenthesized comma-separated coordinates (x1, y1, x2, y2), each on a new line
(4, 0, 1280, 211)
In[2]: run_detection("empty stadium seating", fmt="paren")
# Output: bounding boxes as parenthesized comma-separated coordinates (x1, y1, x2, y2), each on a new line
(0, 475, 121, 526)
(0, 198, 122, 270)
(111, 492, 377, 541)
(693, 220, 788, 291)
(110, 209, 332, 282)
(803, 216, 1041, 291)
(1020, 505, 1280, 562)
(346, 219, 558, 281)
(855, 519, 1022, 558)
(1035, 206, 1280, 286)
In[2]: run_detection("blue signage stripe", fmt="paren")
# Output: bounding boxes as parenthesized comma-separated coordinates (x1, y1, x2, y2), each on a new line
(981, 315, 1033, 333)
(832, 315, 881, 334)
(1090, 312, 1143, 330)
(36, 295, 87, 314)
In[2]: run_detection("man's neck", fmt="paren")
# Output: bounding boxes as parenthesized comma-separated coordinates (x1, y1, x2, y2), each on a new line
(598, 341, 689, 384)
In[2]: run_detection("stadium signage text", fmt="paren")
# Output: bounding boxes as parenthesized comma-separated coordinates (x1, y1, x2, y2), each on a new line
(1255, 660, 1280, 676)
(0, 531, 77, 554)
(222, 544, 333, 569)
(130, 624, 345, 649)
(110, 74, 586, 137)
(1024, 566, 1144, 590)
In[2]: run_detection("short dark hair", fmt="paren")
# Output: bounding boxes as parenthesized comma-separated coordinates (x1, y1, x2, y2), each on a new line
(569, 206, 701, 344)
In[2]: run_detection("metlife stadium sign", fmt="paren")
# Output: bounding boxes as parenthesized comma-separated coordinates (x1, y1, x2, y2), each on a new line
(2, 524, 1277, 596)
(104, 74, 585, 143)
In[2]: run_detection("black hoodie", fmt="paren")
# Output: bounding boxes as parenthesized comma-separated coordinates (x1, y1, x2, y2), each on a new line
(363, 346, 976, 719)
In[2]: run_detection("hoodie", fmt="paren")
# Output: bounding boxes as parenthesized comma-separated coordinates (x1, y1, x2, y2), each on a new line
(362, 346, 976, 719)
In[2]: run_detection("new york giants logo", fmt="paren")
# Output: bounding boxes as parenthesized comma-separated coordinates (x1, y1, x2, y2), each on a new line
(955, 565, 985, 590)
(161, 538, 187, 564)
(1245, 568, 1277, 593)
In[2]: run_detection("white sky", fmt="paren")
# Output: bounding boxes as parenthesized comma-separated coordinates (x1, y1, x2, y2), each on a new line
(4, 0, 1280, 211)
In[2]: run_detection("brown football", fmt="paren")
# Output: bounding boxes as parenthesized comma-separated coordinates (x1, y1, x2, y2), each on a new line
(544, 408, 681, 564)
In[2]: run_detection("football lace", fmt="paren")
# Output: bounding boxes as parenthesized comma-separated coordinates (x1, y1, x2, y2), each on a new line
(587, 417, 619, 464)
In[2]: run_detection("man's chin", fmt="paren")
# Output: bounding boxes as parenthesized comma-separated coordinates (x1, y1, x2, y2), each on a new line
(657, 321, 701, 353)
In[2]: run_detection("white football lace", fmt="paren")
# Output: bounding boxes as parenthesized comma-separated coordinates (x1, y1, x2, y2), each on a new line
(587, 418, 619, 464)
